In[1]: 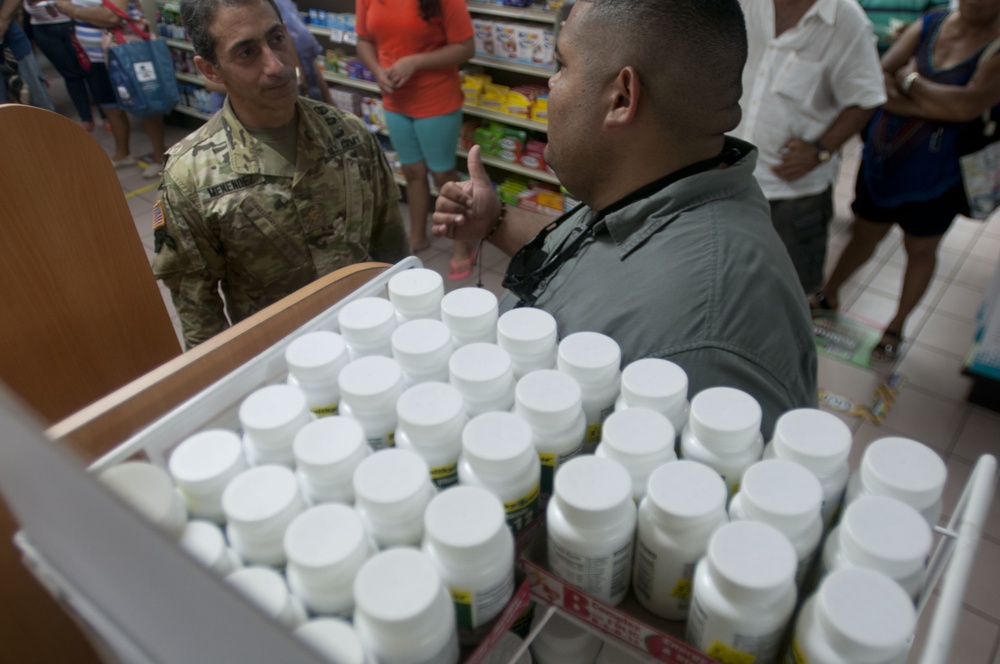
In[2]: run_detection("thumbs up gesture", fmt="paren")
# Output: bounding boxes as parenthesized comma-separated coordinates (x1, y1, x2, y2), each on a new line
(432, 145, 501, 242)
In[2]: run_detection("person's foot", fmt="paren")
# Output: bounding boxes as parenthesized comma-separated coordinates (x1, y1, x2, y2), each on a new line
(807, 290, 838, 313)
(103, 120, 112, 133)
(111, 155, 136, 169)
(871, 329, 903, 362)
(448, 248, 478, 280)
(79, 120, 96, 132)
(409, 238, 431, 254)
(142, 162, 164, 179)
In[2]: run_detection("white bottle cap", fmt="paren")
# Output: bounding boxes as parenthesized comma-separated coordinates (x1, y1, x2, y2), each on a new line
(553, 456, 632, 527)
(814, 567, 916, 661)
(645, 460, 728, 529)
(353, 548, 451, 638)
(770, 409, 851, 475)
(737, 459, 823, 534)
(294, 619, 370, 664)
(397, 382, 466, 442)
(497, 307, 558, 356)
(597, 408, 676, 485)
(388, 268, 445, 318)
(293, 416, 368, 483)
(239, 384, 311, 448)
(222, 465, 304, 542)
(461, 412, 536, 479)
(440, 287, 499, 338)
(514, 370, 583, 431)
(169, 429, 247, 517)
(860, 437, 946, 511)
(226, 566, 307, 630)
(449, 343, 514, 398)
(337, 356, 404, 412)
(285, 331, 349, 385)
(337, 297, 398, 349)
(391, 319, 453, 373)
(688, 387, 762, 451)
(98, 461, 186, 538)
(425, 486, 509, 560)
(285, 504, 369, 570)
(619, 358, 688, 415)
(839, 495, 932, 578)
(706, 520, 797, 604)
(557, 332, 621, 386)
(353, 448, 431, 511)
(179, 520, 238, 576)
(533, 611, 602, 658)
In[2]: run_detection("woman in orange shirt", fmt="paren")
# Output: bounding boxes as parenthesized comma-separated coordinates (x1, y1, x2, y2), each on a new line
(356, 0, 475, 278)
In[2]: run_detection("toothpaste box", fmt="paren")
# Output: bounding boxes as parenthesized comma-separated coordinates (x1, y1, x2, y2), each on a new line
(493, 22, 519, 61)
(516, 24, 547, 66)
(473, 18, 495, 57)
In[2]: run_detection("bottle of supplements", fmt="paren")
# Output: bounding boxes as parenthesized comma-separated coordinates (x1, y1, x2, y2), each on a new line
(440, 287, 499, 347)
(337, 296, 398, 360)
(352, 448, 435, 549)
(285, 331, 349, 417)
(292, 416, 369, 505)
(821, 495, 932, 600)
(686, 520, 797, 664)
(547, 456, 637, 606)
(786, 567, 916, 664)
(557, 332, 621, 449)
(98, 461, 187, 539)
(496, 307, 558, 380)
(633, 460, 728, 620)
(337, 356, 406, 451)
(448, 342, 516, 417)
(391, 319, 454, 386)
(221, 465, 306, 567)
(595, 407, 677, 502)
(615, 358, 689, 442)
(394, 381, 467, 489)
(225, 566, 307, 631)
(763, 408, 852, 529)
(294, 618, 370, 664)
(168, 429, 247, 523)
(458, 411, 541, 537)
(530, 610, 603, 664)
(844, 436, 946, 527)
(239, 384, 313, 467)
(423, 486, 515, 644)
(283, 503, 375, 617)
(353, 548, 460, 664)
(178, 520, 242, 577)
(728, 459, 824, 587)
(514, 369, 587, 496)
(680, 387, 764, 497)
(388, 268, 444, 324)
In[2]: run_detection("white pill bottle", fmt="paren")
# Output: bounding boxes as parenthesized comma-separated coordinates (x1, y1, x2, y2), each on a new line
(168, 429, 247, 523)
(763, 408, 852, 529)
(422, 486, 515, 644)
(285, 330, 349, 417)
(294, 618, 372, 664)
(786, 567, 916, 664)
(547, 455, 637, 606)
(388, 267, 444, 323)
(680, 387, 764, 497)
(615, 358, 689, 442)
(496, 306, 558, 379)
(686, 520, 797, 664)
(239, 384, 313, 467)
(557, 331, 621, 449)
(449, 342, 516, 416)
(394, 381, 467, 489)
(440, 287, 499, 347)
(352, 448, 435, 549)
(337, 355, 406, 451)
(595, 407, 677, 503)
(292, 416, 370, 505)
(391, 318, 454, 386)
(632, 460, 728, 620)
(337, 296, 398, 359)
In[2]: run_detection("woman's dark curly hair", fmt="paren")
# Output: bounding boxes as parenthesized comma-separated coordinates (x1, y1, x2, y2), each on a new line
(417, 0, 442, 21)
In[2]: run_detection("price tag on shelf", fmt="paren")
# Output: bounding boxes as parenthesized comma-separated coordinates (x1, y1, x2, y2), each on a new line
(328, 28, 344, 43)
(343, 31, 357, 45)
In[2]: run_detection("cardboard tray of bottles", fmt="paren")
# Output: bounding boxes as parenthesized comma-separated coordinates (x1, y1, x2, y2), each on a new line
(9, 254, 997, 664)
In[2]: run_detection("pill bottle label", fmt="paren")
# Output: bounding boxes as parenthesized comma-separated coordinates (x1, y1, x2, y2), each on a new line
(538, 445, 582, 495)
(367, 431, 395, 451)
(430, 462, 459, 490)
(310, 402, 339, 418)
(689, 596, 784, 664)
(549, 538, 631, 601)
(449, 569, 515, 631)
(634, 542, 694, 609)
(504, 483, 540, 535)
(785, 638, 809, 664)
(586, 423, 602, 444)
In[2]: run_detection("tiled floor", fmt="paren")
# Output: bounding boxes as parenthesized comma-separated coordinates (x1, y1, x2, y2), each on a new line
(40, 66, 1000, 662)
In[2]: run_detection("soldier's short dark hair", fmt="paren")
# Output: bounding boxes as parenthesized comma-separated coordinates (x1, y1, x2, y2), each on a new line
(180, 0, 283, 64)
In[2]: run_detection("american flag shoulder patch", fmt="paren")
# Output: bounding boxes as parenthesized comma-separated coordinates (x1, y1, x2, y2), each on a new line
(152, 200, 165, 230)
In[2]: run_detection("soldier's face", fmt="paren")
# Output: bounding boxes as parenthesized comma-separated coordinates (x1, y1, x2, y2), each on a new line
(197, 0, 298, 123)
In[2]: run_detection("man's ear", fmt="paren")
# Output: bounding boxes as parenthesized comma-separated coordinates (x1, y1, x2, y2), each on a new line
(605, 65, 640, 129)
(194, 54, 224, 86)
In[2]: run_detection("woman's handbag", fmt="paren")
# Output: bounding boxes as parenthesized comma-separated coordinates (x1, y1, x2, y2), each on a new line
(958, 38, 1000, 220)
(100, 0, 178, 117)
(69, 33, 91, 72)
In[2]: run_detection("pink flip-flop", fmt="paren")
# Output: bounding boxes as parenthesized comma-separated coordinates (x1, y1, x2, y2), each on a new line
(447, 248, 478, 280)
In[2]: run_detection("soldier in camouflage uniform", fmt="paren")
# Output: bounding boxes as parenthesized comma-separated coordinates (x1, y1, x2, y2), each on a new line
(152, 0, 408, 348)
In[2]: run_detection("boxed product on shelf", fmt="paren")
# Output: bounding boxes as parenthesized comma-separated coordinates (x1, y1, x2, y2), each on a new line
(474, 123, 505, 158)
(498, 127, 528, 163)
(327, 85, 362, 116)
(361, 96, 385, 131)
(518, 139, 546, 171)
(480, 83, 510, 112)
(462, 73, 492, 106)
(515, 24, 548, 67)
(473, 18, 496, 57)
(492, 22, 520, 61)
(530, 95, 548, 122)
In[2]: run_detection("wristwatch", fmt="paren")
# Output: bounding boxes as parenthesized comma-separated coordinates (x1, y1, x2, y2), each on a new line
(813, 141, 832, 164)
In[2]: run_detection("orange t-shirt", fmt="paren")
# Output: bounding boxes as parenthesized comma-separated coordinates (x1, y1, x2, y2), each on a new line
(355, 0, 473, 118)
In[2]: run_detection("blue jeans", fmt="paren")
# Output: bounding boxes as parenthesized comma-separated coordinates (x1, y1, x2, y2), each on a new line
(30, 22, 98, 122)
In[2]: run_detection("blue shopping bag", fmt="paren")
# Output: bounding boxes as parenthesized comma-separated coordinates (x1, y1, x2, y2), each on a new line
(102, 1, 178, 117)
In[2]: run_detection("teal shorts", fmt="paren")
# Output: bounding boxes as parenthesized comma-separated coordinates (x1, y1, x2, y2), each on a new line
(384, 109, 462, 173)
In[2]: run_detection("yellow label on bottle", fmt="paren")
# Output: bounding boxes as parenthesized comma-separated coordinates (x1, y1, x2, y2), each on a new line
(538, 452, 556, 494)
(430, 462, 459, 489)
(669, 578, 692, 600)
(450, 588, 474, 631)
(504, 483, 540, 535)
(789, 638, 809, 664)
(538, 452, 556, 468)
(387, 431, 395, 447)
(504, 483, 540, 512)
(586, 423, 602, 443)
(706, 641, 757, 664)
(309, 403, 338, 417)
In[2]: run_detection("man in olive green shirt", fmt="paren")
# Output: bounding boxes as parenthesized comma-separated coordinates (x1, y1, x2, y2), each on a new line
(152, 0, 407, 348)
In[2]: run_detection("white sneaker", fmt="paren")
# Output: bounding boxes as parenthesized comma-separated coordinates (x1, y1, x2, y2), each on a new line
(111, 155, 136, 169)
(142, 162, 164, 180)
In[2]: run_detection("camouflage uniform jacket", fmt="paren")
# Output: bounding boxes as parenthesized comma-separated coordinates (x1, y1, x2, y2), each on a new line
(152, 96, 408, 348)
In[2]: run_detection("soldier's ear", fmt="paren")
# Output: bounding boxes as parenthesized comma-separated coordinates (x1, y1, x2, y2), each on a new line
(195, 55, 224, 86)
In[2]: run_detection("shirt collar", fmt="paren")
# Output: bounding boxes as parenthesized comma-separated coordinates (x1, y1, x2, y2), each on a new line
(809, 0, 838, 26)
(221, 96, 307, 177)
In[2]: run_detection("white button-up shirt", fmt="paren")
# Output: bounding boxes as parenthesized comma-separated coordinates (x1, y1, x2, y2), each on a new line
(735, 0, 887, 200)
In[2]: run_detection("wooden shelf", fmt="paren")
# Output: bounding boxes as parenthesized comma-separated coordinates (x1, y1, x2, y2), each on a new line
(165, 37, 193, 51)
(469, 56, 554, 78)
(462, 105, 547, 133)
(466, 2, 557, 23)
(174, 105, 212, 121)
(322, 71, 380, 93)
(457, 148, 558, 184)
(174, 72, 204, 86)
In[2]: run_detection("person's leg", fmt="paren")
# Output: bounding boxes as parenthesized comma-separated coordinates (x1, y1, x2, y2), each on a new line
(415, 110, 471, 269)
(140, 114, 167, 178)
(768, 188, 834, 294)
(884, 232, 944, 336)
(88, 62, 133, 164)
(385, 110, 433, 253)
(815, 215, 894, 310)
(30, 23, 93, 123)
(15, 51, 55, 111)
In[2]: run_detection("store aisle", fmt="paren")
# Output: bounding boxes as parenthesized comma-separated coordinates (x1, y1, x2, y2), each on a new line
(41, 72, 1000, 663)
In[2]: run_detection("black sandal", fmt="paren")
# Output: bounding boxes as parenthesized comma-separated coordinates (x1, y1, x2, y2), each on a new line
(808, 291, 837, 312)
(872, 329, 903, 361)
